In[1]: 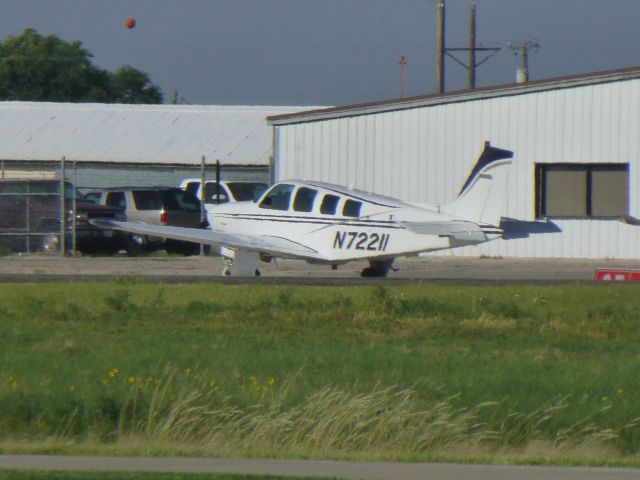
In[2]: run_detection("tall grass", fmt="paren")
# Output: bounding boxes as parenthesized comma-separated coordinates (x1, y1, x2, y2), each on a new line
(5, 364, 629, 458)
(0, 282, 639, 460)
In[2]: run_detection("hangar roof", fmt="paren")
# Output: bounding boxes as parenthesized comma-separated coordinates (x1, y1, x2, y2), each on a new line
(268, 65, 640, 125)
(0, 102, 321, 165)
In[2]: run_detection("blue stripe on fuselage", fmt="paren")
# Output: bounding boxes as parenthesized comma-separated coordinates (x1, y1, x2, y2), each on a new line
(211, 213, 404, 229)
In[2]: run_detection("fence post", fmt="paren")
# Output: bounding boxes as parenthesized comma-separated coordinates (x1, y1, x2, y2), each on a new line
(200, 155, 206, 255)
(60, 156, 66, 256)
(25, 179, 31, 254)
(215, 160, 220, 204)
(72, 160, 77, 255)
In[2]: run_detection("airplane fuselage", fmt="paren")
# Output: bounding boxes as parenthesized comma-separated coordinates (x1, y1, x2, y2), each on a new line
(90, 142, 513, 276)
(206, 180, 463, 263)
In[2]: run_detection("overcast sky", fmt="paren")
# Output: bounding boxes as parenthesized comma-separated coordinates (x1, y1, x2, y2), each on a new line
(0, 0, 638, 106)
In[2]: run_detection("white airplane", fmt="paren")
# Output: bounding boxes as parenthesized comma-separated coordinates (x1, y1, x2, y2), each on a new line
(92, 142, 514, 277)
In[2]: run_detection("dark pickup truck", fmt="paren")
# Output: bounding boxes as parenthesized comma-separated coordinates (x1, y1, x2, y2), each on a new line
(0, 178, 124, 253)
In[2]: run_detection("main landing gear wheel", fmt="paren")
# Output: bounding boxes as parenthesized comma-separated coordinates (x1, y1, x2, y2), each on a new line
(221, 250, 261, 276)
(222, 266, 261, 276)
(360, 259, 395, 278)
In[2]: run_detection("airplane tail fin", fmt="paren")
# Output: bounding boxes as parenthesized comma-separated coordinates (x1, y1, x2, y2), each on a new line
(441, 142, 514, 228)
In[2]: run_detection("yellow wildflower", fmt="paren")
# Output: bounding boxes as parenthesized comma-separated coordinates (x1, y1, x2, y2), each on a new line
(6, 376, 18, 391)
(108, 368, 119, 379)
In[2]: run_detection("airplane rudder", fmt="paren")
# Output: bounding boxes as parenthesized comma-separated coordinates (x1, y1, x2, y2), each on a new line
(442, 141, 514, 225)
(458, 141, 514, 197)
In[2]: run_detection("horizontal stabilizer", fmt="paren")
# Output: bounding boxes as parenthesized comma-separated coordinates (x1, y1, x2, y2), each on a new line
(400, 220, 483, 236)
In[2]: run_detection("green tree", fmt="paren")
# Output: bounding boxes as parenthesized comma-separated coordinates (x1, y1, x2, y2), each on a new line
(109, 65, 162, 104)
(0, 28, 163, 103)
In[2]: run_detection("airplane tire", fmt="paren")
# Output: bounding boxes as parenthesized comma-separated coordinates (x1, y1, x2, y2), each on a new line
(220, 267, 260, 276)
(361, 267, 383, 278)
(361, 260, 392, 278)
(125, 234, 144, 257)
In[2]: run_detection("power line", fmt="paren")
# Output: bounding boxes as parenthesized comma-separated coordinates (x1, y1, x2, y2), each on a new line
(435, 0, 501, 92)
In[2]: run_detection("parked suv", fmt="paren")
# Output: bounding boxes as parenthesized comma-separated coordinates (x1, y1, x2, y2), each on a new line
(85, 186, 206, 256)
(179, 179, 268, 205)
(0, 179, 123, 254)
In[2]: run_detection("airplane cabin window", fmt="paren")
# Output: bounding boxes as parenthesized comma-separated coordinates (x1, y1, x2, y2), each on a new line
(293, 187, 318, 212)
(320, 194, 340, 215)
(259, 184, 295, 210)
(343, 199, 362, 217)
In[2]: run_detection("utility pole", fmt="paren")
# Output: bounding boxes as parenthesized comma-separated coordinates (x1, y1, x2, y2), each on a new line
(437, 0, 500, 92)
(509, 40, 540, 83)
(399, 56, 408, 97)
(435, 0, 445, 94)
(468, 0, 476, 89)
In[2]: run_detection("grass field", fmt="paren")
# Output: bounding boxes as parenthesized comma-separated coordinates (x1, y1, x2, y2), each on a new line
(0, 281, 639, 465)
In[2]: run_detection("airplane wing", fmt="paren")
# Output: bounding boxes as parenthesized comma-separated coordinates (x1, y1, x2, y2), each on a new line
(91, 219, 325, 261)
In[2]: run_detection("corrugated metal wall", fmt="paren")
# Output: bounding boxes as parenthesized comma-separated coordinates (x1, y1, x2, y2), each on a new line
(274, 79, 640, 259)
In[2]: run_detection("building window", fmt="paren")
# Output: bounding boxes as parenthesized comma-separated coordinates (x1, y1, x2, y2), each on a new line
(535, 164, 628, 218)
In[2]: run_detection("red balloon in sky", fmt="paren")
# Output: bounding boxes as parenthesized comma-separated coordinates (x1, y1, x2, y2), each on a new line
(124, 17, 136, 29)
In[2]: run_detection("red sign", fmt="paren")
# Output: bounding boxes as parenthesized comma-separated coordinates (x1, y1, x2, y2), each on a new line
(593, 268, 640, 281)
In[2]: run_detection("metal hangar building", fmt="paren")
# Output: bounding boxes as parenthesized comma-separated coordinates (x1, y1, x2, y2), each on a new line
(268, 67, 640, 259)
(0, 102, 315, 191)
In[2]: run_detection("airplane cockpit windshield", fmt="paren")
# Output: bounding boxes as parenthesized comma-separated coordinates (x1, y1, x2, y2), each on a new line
(259, 184, 294, 210)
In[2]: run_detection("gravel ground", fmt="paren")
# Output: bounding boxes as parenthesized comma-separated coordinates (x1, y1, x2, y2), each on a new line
(1, 253, 639, 282)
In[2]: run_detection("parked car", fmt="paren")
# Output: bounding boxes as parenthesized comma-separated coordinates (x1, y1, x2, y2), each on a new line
(179, 179, 268, 205)
(0, 179, 124, 254)
(85, 186, 206, 256)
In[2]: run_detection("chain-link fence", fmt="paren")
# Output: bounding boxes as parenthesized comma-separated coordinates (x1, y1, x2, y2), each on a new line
(0, 157, 220, 256)
(0, 177, 66, 255)
(1, 157, 130, 256)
